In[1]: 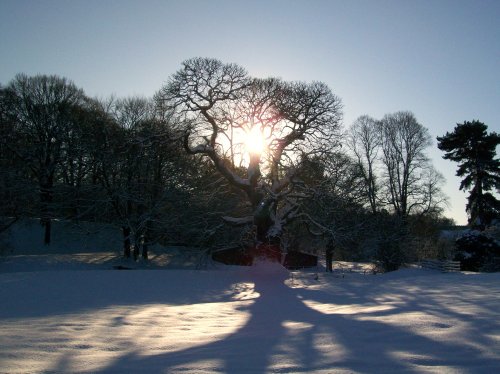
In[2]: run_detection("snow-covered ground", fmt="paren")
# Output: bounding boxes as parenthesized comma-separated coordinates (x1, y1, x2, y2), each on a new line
(1, 221, 499, 373)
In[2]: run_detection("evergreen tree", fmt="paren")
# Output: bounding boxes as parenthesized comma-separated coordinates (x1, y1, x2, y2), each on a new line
(437, 120, 500, 228)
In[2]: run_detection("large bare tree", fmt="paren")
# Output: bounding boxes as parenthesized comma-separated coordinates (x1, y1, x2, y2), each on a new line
(348, 115, 380, 213)
(157, 58, 343, 257)
(378, 111, 433, 220)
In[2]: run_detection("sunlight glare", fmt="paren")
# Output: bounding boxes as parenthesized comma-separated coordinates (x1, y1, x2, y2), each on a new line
(244, 126, 266, 155)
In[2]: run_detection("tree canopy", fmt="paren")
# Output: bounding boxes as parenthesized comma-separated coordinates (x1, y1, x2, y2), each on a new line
(437, 120, 500, 228)
(156, 57, 343, 253)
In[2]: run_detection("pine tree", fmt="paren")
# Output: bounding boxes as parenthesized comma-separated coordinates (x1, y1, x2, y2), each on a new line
(437, 120, 500, 228)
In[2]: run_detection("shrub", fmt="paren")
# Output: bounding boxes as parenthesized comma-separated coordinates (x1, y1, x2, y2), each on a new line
(454, 232, 500, 272)
(375, 237, 405, 272)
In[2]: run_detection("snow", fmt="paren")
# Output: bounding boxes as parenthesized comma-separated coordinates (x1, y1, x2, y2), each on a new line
(1, 221, 500, 373)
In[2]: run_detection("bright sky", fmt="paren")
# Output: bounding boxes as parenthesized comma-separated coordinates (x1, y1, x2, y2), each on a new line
(1, 0, 499, 225)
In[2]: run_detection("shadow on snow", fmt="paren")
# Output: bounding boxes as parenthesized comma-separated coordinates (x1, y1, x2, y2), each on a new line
(43, 268, 500, 373)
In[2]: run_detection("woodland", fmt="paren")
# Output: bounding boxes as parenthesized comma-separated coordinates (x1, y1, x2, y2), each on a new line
(1, 58, 498, 272)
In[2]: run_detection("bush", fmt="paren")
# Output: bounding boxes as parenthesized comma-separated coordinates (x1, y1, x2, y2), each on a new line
(454, 232, 500, 272)
(375, 237, 405, 272)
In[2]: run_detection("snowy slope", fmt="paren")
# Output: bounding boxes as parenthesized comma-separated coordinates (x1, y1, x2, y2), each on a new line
(1, 219, 123, 255)
(1, 259, 499, 373)
(0, 219, 206, 272)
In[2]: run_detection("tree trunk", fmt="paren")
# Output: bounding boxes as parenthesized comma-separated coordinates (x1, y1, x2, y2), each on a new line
(325, 240, 334, 272)
(133, 231, 140, 261)
(253, 202, 281, 262)
(142, 237, 149, 260)
(40, 179, 53, 245)
(142, 223, 150, 260)
(122, 226, 131, 258)
(43, 218, 51, 246)
(475, 172, 485, 230)
(133, 243, 139, 261)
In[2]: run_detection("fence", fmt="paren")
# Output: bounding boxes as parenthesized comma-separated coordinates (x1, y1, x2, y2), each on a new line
(419, 259, 461, 272)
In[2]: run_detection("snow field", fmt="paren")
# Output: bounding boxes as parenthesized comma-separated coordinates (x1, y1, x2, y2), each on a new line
(1, 261, 499, 373)
(1, 220, 499, 372)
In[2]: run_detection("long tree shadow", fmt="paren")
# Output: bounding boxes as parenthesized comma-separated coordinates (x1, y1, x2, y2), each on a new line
(87, 267, 499, 373)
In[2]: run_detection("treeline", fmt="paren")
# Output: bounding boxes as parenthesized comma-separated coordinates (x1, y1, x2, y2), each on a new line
(0, 74, 237, 259)
(0, 64, 452, 269)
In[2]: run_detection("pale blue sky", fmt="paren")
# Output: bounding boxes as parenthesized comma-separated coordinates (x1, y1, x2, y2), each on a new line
(1, 0, 499, 224)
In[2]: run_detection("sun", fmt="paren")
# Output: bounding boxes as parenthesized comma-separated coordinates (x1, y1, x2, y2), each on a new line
(244, 126, 266, 155)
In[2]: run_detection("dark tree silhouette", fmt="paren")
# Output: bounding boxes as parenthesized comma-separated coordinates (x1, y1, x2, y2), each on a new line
(3, 74, 87, 244)
(437, 120, 500, 228)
